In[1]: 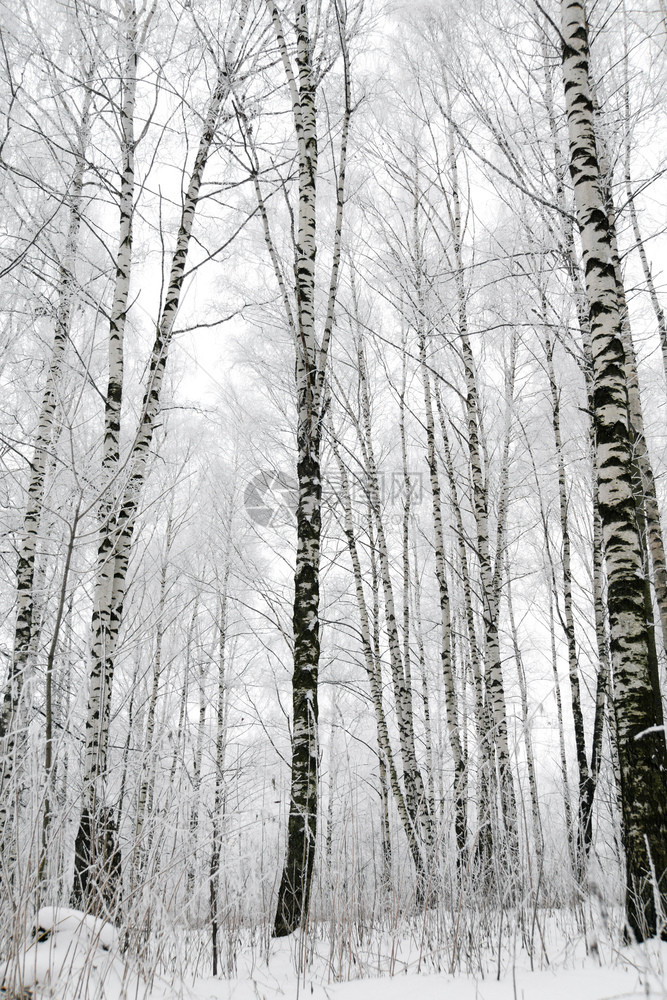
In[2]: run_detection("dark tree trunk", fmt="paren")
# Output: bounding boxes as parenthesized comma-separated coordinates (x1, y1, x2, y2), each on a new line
(273, 444, 321, 936)
(71, 806, 121, 917)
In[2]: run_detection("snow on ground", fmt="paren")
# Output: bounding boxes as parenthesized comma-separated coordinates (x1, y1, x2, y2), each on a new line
(186, 935, 666, 1000)
(0, 907, 143, 1000)
(2, 909, 665, 1000)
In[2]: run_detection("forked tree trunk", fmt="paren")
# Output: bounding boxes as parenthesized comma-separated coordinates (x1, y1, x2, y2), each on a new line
(560, 0, 667, 940)
(73, 1, 143, 911)
(73, 6, 245, 909)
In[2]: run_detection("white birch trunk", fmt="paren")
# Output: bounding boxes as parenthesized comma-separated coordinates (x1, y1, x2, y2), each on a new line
(544, 325, 592, 872)
(560, 0, 667, 939)
(75, 10, 246, 907)
(444, 103, 517, 849)
(271, 0, 351, 936)
(332, 440, 426, 879)
(622, 63, 667, 385)
(418, 333, 466, 865)
(355, 334, 430, 847)
(211, 577, 230, 976)
(1, 76, 94, 864)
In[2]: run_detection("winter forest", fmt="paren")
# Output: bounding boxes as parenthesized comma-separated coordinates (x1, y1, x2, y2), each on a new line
(1, 0, 667, 996)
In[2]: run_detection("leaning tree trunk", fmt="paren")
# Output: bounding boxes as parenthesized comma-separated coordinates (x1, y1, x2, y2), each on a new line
(412, 554, 437, 827)
(188, 652, 207, 900)
(73, 14, 243, 910)
(525, 427, 577, 873)
(72, 1, 140, 911)
(560, 0, 667, 941)
(549, 582, 577, 874)
(404, 153, 466, 867)
(398, 338, 438, 872)
(131, 511, 173, 895)
(398, 350, 427, 839)
(0, 75, 94, 862)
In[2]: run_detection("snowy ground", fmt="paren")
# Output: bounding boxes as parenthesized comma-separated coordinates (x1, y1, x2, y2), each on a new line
(187, 935, 666, 1000)
(2, 908, 665, 1000)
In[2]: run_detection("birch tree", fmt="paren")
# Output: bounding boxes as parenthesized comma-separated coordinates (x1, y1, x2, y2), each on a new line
(72, 0, 253, 910)
(559, 0, 667, 940)
(242, 0, 352, 936)
(0, 59, 95, 859)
